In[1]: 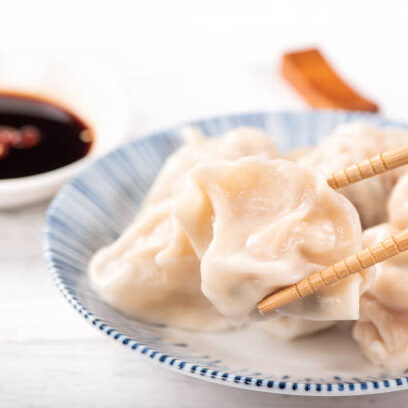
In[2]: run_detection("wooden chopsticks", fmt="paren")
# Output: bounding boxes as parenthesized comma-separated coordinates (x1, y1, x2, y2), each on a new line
(327, 143, 408, 189)
(257, 143, 408, 316)
(258, 228, 408, 315)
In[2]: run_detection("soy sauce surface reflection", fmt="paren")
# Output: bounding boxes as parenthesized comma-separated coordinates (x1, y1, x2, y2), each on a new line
(0, 94, 92, 179)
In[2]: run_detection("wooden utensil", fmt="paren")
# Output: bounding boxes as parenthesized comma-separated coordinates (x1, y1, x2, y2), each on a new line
(257, 143, 408, 315)
(327, 143, 408, 189)
(258, 228, 408, 315)
(281, 48, 379, 112)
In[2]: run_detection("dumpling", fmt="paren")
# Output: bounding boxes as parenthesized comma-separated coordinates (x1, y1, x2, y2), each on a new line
(255, 316, 334, 340)
(285, 147, 312, 162)
(353, 223, 408, 371)
(174, 157, 365, 325)
(89, 199, 230, 331)
(353, 297, 408, 372)
(88, 127, 278, 332)
(144, 126, 279, 207)
(298, 123, 408, 227)
(388, 172, 408, 230)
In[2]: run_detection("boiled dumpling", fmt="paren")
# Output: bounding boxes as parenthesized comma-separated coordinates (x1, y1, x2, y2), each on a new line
(353, 297, 408, 372)
(255, 316, 334, 340)
(353, 223, 408, 371)
(388, 172, 408, 230)
(89, 126, 278, 331)
(89, 199, 230, 331)
(285, 147, 312, 162)
(144, 126, 279, 207)
(298, 123, 408, 227)
(174, 157, 365, 325)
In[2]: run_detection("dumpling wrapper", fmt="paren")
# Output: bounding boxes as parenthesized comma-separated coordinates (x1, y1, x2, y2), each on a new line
(255, 316, 334, 340)
(144, 126, 279, 207)
(89, 199, 230, 331)
(298, 123, 408, 228)
(89, 126, 278, 332)
(353, 297, 408, 372)
(353, 223, 408, 371)
(174, 157, 365, 325)
(388, 172, 408, 230)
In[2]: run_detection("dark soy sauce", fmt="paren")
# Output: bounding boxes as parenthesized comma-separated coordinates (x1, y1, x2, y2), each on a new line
(0, 93, 93, 179)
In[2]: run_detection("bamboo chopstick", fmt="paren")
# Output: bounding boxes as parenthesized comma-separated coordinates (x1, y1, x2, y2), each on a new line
(258, 229, 408, 315)
(327, 144, 408, 189)
(256, 144, 408, 315)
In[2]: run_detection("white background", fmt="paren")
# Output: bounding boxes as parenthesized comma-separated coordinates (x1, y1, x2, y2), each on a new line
(2, 0, 408, 406)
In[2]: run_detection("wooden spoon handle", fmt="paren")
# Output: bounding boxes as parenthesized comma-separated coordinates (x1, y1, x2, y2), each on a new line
(258, 229, 408, 315)
(327, 144, 408, 189)
(281, 48, 378, 112)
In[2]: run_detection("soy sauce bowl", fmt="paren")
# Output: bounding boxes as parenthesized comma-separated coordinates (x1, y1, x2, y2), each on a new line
(0, 53, 130, 209)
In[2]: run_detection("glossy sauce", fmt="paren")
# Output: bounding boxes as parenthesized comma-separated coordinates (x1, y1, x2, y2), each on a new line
(0, 93, 92, 179)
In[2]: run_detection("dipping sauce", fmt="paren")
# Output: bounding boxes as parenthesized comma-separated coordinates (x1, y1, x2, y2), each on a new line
(0, 93, 92, 179)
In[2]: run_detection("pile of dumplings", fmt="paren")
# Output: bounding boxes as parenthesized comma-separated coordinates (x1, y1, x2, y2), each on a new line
(89, 123, 408, 371)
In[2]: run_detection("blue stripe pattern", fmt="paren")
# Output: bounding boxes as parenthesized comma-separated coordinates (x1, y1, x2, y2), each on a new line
(44, 110, 408, 396)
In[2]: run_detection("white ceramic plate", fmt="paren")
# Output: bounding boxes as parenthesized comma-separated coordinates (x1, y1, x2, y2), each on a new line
(0, 52, 130, 209)
(44, 111, 408, 396)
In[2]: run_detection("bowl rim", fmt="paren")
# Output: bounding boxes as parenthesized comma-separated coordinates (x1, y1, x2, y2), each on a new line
(43, 110, 408, 396)
(0, 58, 131, 207)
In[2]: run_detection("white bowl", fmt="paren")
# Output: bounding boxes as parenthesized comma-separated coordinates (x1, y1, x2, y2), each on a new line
(0, 52, 130, 209)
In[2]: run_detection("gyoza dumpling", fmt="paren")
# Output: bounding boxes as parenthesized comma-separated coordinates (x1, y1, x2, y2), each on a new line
(298, 123, 408, 228)
(174, 157, 365, 325)
(388, 172, 408, 230)
(89, 199, 230, 331)
(144, 126, 279, 207)
(353, 223, 408, 371)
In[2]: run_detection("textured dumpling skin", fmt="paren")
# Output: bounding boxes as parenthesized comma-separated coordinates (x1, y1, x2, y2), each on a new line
(353, 223, 408, 371)
(255, 316, 334, 340)
(388, 172, 408, 230)
(174, 157, 364, 325)
(89, 199, 230, 331)
(144, 126, 279, 207)
(353, 297, 408, 372)
(298, 123, 408, 228)
(88, 126, 278, 332)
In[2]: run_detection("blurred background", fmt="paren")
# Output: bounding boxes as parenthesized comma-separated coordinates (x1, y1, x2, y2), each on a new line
(3, 0, 405, 136)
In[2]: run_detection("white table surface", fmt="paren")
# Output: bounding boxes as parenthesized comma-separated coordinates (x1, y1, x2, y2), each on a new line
(2, 1, 408, 406)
